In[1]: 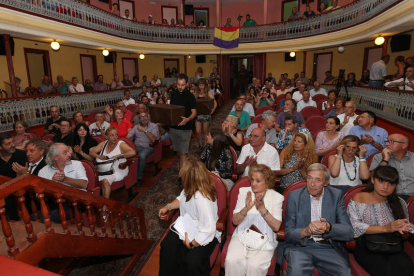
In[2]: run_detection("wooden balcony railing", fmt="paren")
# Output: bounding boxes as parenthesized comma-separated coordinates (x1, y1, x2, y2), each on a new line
(0, 0, 402, 44)
(0, 173, 149, 259)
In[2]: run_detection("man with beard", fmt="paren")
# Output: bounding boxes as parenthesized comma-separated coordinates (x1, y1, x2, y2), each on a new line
(127, 113, 159, 187)
(169, 74, 197, 170)
(38, 143, 88, 191)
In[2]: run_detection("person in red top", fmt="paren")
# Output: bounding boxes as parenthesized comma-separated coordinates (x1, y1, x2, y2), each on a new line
(110, 108, 133, 138)
(117, 101, 135, 124)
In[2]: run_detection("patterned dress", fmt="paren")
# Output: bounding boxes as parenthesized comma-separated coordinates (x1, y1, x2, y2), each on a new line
(280, 152, 303, 190)
(199, 145, 234, 190)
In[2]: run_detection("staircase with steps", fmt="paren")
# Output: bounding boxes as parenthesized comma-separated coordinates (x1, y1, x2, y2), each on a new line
(0, 174, 153, 274)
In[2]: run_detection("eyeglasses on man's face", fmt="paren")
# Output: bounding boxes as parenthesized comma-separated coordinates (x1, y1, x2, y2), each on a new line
(385, 140, 405, 145)
(248, 134, 265, 139)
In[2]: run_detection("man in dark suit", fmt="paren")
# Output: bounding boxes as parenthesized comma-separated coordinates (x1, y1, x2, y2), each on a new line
(12, 139, 48, 176)
(283, 163, 353, 276)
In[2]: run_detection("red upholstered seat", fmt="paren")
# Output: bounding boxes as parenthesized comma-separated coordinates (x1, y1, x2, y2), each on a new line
(316, 99, 326, 114)
(28, 132, 40, 140)
(301, 106, 322, 121)
(312, 94, 328, 103)
(80, 160, 101, 196)
(312, 129, 324, 142)
(162, 138, 172, 147)
(126, 104, 137, 113)
(305, 116, 326, 136)
(321, 149, 337, 167)
(41, 133, 55, 141)
(229, 146, 239, 183)
(367, 151, 381, 168)
(221, 177, 277, 275)
(275, 94, 286, 111)
(92, 136, 105, 144)
(255, 106, 273, 116)
(87, 110, 98, 123)
(252, 115, 262, 124)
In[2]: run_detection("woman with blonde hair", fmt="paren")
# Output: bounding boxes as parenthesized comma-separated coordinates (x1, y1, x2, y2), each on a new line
(277, 133, 318, 193)
(72, 110, 90, 131)
(222, 115, 243, 152)
(12, 120, 32, 150)
(195, 78, 217, 154)
(225, 164, 283, 276)
(195, 66, 203, 80)
(158, 157, 220, 276)
(328, 135, 370, 194)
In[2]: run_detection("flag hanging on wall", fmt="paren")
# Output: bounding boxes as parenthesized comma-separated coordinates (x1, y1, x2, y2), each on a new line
(213, 27, 240, 49)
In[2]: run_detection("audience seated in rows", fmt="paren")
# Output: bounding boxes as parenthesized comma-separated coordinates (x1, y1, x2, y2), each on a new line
(236, 128, 280, 177)
(110, 108, 133, 138)
(278, 133, 318, 193)
(297, 90, 316, 112)
(44, 105, 67, 135)
(72, 111, 90, 131)
(90, 111, 110, 138)
(52, 119, 74, 147)
(72, 123, 98, 162)
(199, 130, 234, 191)
(69, 77, 84, 93)
(222, 115, 243, 153)
(127, 113, 159, 187)
(255, 88, 274, 108)
(245, 111, 277, 145)
(278, 91, 292, 109)
(324, 96, 345, 118)
(337, 101, 358, 136)
(309, 81, 327, 97)
(230, 93, 255, 119)
(328, 135, 370, 194)
(321, 90, 337, 111)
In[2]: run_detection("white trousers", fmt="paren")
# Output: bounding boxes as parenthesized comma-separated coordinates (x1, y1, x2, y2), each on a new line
(225, 234, 274, 276)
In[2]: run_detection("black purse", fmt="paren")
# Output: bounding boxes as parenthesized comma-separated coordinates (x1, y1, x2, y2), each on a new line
(364, 232, 403, 253)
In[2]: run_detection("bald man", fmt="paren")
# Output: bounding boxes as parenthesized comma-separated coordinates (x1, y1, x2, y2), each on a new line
(228, 100, 252, 132)
(236, 128, 280, 177)
(370, 133, 414, 200)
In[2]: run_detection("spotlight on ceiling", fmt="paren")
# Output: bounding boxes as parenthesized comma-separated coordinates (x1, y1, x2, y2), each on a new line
(289, 51, 296, 58)
(139, 54, 145, 60)
(51, 41, 60, 50)
(375, 36, 385, 46)
(102, 49, 110, 56)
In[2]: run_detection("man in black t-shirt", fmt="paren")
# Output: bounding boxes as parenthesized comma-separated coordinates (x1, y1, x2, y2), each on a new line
(44, 105, 67, 135)
(169, 74, 197, 170)
(52, 119, 74, 147)
(0, 132, 28, 220)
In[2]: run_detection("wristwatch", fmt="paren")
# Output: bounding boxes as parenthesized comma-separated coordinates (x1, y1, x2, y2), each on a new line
(144, 130, 148, 133)
(324, 222, 332, 234)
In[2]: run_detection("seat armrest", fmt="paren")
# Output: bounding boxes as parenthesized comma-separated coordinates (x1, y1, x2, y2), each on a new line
(149, 139, 161, 147)
(275, 176, 281, 186)
(216, 209, 228, 232)
(119, 158, 133, 170)
(346, 239, 356, 251)
(89, 186, 101, 196)
(160, 209, 178, 222)
(276, 223, 285, 241)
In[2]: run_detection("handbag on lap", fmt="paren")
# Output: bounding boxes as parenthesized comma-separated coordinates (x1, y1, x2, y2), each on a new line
(95, 141, 115, 176)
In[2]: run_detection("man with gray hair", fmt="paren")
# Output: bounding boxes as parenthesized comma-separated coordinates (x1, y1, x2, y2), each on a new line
(38, 143, 88, 191)
(337, 101, 358, 136)
(280, 163, 353, 276)
(53, 75, 69, 94)
(309, 81, 327, 97)
(276, 115, 311, 150)
(12, 139, 48, 176)
(39, 76, 55, 95)
(245, 110, 277, 144)
(68, 77, 84, 93)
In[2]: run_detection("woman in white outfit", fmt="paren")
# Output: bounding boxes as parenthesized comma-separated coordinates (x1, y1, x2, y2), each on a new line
(89, 127, 136, 202)
(158, 157, 220, 276)
(225, 164, 284, 276)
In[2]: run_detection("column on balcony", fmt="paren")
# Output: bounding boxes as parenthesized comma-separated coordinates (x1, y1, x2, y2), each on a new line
(382, 37, 389, 55)
(112, 51, 117, 78)
(264, 0, 268, 24)
(216, 0, 221, 27)
(2, 34, 17, 97)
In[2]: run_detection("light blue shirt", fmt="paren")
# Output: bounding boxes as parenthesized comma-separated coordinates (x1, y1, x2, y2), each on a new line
(348, 125, 388, 158)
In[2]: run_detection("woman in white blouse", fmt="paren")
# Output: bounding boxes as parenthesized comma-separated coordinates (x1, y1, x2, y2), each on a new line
(158, 157, 220, 276)
(225, 164, 284, 276)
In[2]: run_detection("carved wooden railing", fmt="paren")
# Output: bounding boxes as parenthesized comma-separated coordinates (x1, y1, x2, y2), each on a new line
(0, 0, 402, 43)
(0, 88, 142, 132)
(0, 174, 148, 259)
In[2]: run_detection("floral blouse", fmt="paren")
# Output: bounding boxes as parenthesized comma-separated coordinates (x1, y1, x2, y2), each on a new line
(347, 198, 413, 238)
(315, 131, 345, 154)
(13, 133, 32, 147)
(199, 144, 234, 180)
(280, 152, 303, 189)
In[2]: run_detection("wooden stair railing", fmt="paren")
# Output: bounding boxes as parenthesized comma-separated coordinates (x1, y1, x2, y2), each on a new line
(0, 174, 153, 267)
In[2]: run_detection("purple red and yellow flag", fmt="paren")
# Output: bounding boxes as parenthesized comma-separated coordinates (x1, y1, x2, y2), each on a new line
(213, 27, 239, 49)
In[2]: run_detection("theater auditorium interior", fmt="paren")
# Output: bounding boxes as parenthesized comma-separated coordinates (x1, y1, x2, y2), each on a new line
(1, 0, 414, 275)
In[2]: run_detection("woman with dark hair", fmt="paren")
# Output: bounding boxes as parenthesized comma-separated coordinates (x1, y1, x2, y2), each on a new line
(150, 91, 160, 105)
(72, 111, 90, 131)
(328, 135, 370, 193)
(12, 120, 32, 150)
(104, 103, 113, 122)
(347, 166, 414, 276)
(277, 133, 318, 193)
(246, 86, 257, 105)
(278, 91, 292, 108)
(322, 90, 337, 111)
(345, 73, 357, 86)
(199, 129, 234, 191)
(317, 2, 327, 14)
(72, 123, 98, 161)
(324, 97, 345, 118)
(195, 78, 217, 154)
(158, 157, 220, 276)
(315, 116, 345, 156)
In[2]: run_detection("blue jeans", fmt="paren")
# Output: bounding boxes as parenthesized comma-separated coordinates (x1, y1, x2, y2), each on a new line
(161, 132, 170, 141)
(369, 80, 383, 88)
(137, 146, 153, 180)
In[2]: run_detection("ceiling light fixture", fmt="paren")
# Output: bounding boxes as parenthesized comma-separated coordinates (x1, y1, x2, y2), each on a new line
(375, 36, 385, 46)
(102, 49, 110, 56)
(289, 51, 296, 58)
(51, 41, 60, 50)
(139, 54, 145, 60)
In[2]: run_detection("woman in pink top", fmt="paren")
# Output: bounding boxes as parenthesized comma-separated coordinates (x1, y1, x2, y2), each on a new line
(12, 120, 32, 150)
(315, 116, 345, 156)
